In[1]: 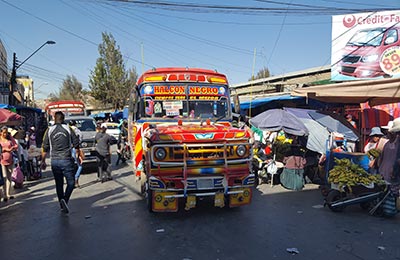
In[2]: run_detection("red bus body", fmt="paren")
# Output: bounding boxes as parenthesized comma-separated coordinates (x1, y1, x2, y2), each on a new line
(128, 68, 254, 212)
(45, 100, 86, 122)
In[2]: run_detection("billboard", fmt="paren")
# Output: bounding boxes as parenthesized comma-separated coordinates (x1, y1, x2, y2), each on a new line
(16, 77, 33, 101)
(331, 10, 400, 81)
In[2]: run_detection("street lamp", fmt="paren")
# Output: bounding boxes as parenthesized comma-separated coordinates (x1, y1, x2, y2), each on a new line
(10, 40, 56, 105)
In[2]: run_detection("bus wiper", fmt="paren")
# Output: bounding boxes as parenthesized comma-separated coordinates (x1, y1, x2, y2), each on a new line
(213, 115, 225, 124)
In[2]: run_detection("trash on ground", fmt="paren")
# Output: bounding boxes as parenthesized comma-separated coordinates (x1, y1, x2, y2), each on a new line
(156, 228, 165, 233)
(378, 246, 385, 250)
(286, 248, 300, 254)
(85, 215, 92, 219)
(312, 204, 324, 209)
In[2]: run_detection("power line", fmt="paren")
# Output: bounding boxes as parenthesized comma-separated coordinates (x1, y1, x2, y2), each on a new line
(109, 4, 255, 56)
(0, 28, 89, 87)
(265, 0, 292, 70)
(62, 0, 179, 66)
(97, 2, 253, 72)
(99, 0, 393, 15)
(320, 0, 396, 9)
(0, 0, 154, 71)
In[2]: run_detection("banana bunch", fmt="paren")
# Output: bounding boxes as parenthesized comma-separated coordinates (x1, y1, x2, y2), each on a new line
(328, 158, 385, 192)
(367, 148, 381, 159)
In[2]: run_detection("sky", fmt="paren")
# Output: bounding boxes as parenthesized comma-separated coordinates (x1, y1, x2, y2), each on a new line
(0, 0, 399, 99)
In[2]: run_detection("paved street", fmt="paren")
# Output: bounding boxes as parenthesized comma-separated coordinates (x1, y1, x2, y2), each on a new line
(1, 152, 399, 260)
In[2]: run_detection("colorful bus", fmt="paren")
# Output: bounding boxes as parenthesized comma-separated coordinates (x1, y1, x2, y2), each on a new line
(44, 100, 86, 123)
(128, 68, 254, 212)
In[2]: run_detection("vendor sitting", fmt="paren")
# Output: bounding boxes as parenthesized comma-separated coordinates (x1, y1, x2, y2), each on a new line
(332, 133, 347, 152)
(364, 127, 384, 153)
(280, 145, 307, 191)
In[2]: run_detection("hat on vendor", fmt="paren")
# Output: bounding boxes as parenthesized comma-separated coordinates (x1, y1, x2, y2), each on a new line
(389, 118, 400, 133)
(369, 127, 384, 137)
(9, 128, 18, 137)
(332, 132, 344, 141)
(381, 121, 394, 130)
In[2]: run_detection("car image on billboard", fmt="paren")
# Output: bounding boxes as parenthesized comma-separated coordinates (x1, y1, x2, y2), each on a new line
(331, 10, 400, 81)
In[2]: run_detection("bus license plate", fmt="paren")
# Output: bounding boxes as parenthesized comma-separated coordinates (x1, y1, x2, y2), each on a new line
(197, 179, 213, 189)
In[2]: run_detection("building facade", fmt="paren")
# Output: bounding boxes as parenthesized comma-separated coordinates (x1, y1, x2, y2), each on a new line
(16, 76, 33, 106)
(230, 65, 331, 101)
(0, 39, 9, 104)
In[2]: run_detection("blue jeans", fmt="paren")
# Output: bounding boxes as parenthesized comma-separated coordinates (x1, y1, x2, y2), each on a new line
(51, 159, 75, 203)
(72, 148, 83, 180)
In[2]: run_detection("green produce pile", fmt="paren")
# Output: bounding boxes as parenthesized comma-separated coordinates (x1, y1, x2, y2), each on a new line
(328, 158, 385, 192)
(367, 148, 381, 159)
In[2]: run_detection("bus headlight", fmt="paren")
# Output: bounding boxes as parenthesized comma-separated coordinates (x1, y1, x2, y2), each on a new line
(236, 145, 247, 157)
(154, 148, 167, 160)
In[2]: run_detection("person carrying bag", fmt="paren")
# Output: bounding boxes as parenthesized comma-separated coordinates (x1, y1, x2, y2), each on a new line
(0, 126, 18, 202)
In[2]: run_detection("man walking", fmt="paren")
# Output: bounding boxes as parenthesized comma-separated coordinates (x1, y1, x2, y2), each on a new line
(41, 111, 81, 214)
(116, 120, 128, 166)
(95, 125, 113, 182)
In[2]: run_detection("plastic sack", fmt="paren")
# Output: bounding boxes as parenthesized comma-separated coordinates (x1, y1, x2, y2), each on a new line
(381, 192, 398, 217)
(266, 161, 278, 175)
(12, 165, 24, 188)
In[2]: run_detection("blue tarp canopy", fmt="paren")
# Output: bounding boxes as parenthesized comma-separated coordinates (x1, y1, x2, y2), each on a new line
(249, 108, 309, 136)
(90, 112, 106, 118)
(284, 108, 330, 154)
(111, 111, 123, 121)
(308, 111, 359, 142)
(15, 105, 42, 114)
(240, 94, 303, 109)
(123, 107, 128, 119)
(0, 104, 13, 109)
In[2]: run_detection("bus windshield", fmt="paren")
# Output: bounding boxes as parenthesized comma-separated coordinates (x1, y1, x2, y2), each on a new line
(138, 83, 230, 120)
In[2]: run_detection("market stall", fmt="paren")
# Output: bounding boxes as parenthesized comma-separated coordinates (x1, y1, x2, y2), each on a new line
(249, 109, 309, 189)
(0, 108, 22, 126)
(292, 79, 400, 216)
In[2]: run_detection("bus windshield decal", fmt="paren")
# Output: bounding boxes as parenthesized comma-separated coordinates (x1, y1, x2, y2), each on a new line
(144, 85, 185, 95)
(188, 86, 225, 95)
(141, 84, 227, 97)
(139, 83, 230, 120)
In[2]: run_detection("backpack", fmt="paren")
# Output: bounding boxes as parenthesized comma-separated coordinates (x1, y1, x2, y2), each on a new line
(47, 124, 72, 152)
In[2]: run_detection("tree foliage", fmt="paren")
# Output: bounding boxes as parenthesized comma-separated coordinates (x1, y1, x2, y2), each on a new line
(47, 92, 60, 102)
(249, 67, 271, 81)
(59, 75, 83, 100)
(89, 32, 136, 109)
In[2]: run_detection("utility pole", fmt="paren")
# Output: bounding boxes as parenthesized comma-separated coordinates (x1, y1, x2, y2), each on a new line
(9, 40, 55, 106)
(9, 52, 17, 106)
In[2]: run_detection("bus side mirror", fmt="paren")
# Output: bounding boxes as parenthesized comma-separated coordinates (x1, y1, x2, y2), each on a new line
(129, 91, 138, 113)
(233, 95, 240, 114)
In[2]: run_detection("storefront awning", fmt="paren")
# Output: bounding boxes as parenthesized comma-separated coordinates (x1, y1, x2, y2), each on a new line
(292, 78, 400, 106)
